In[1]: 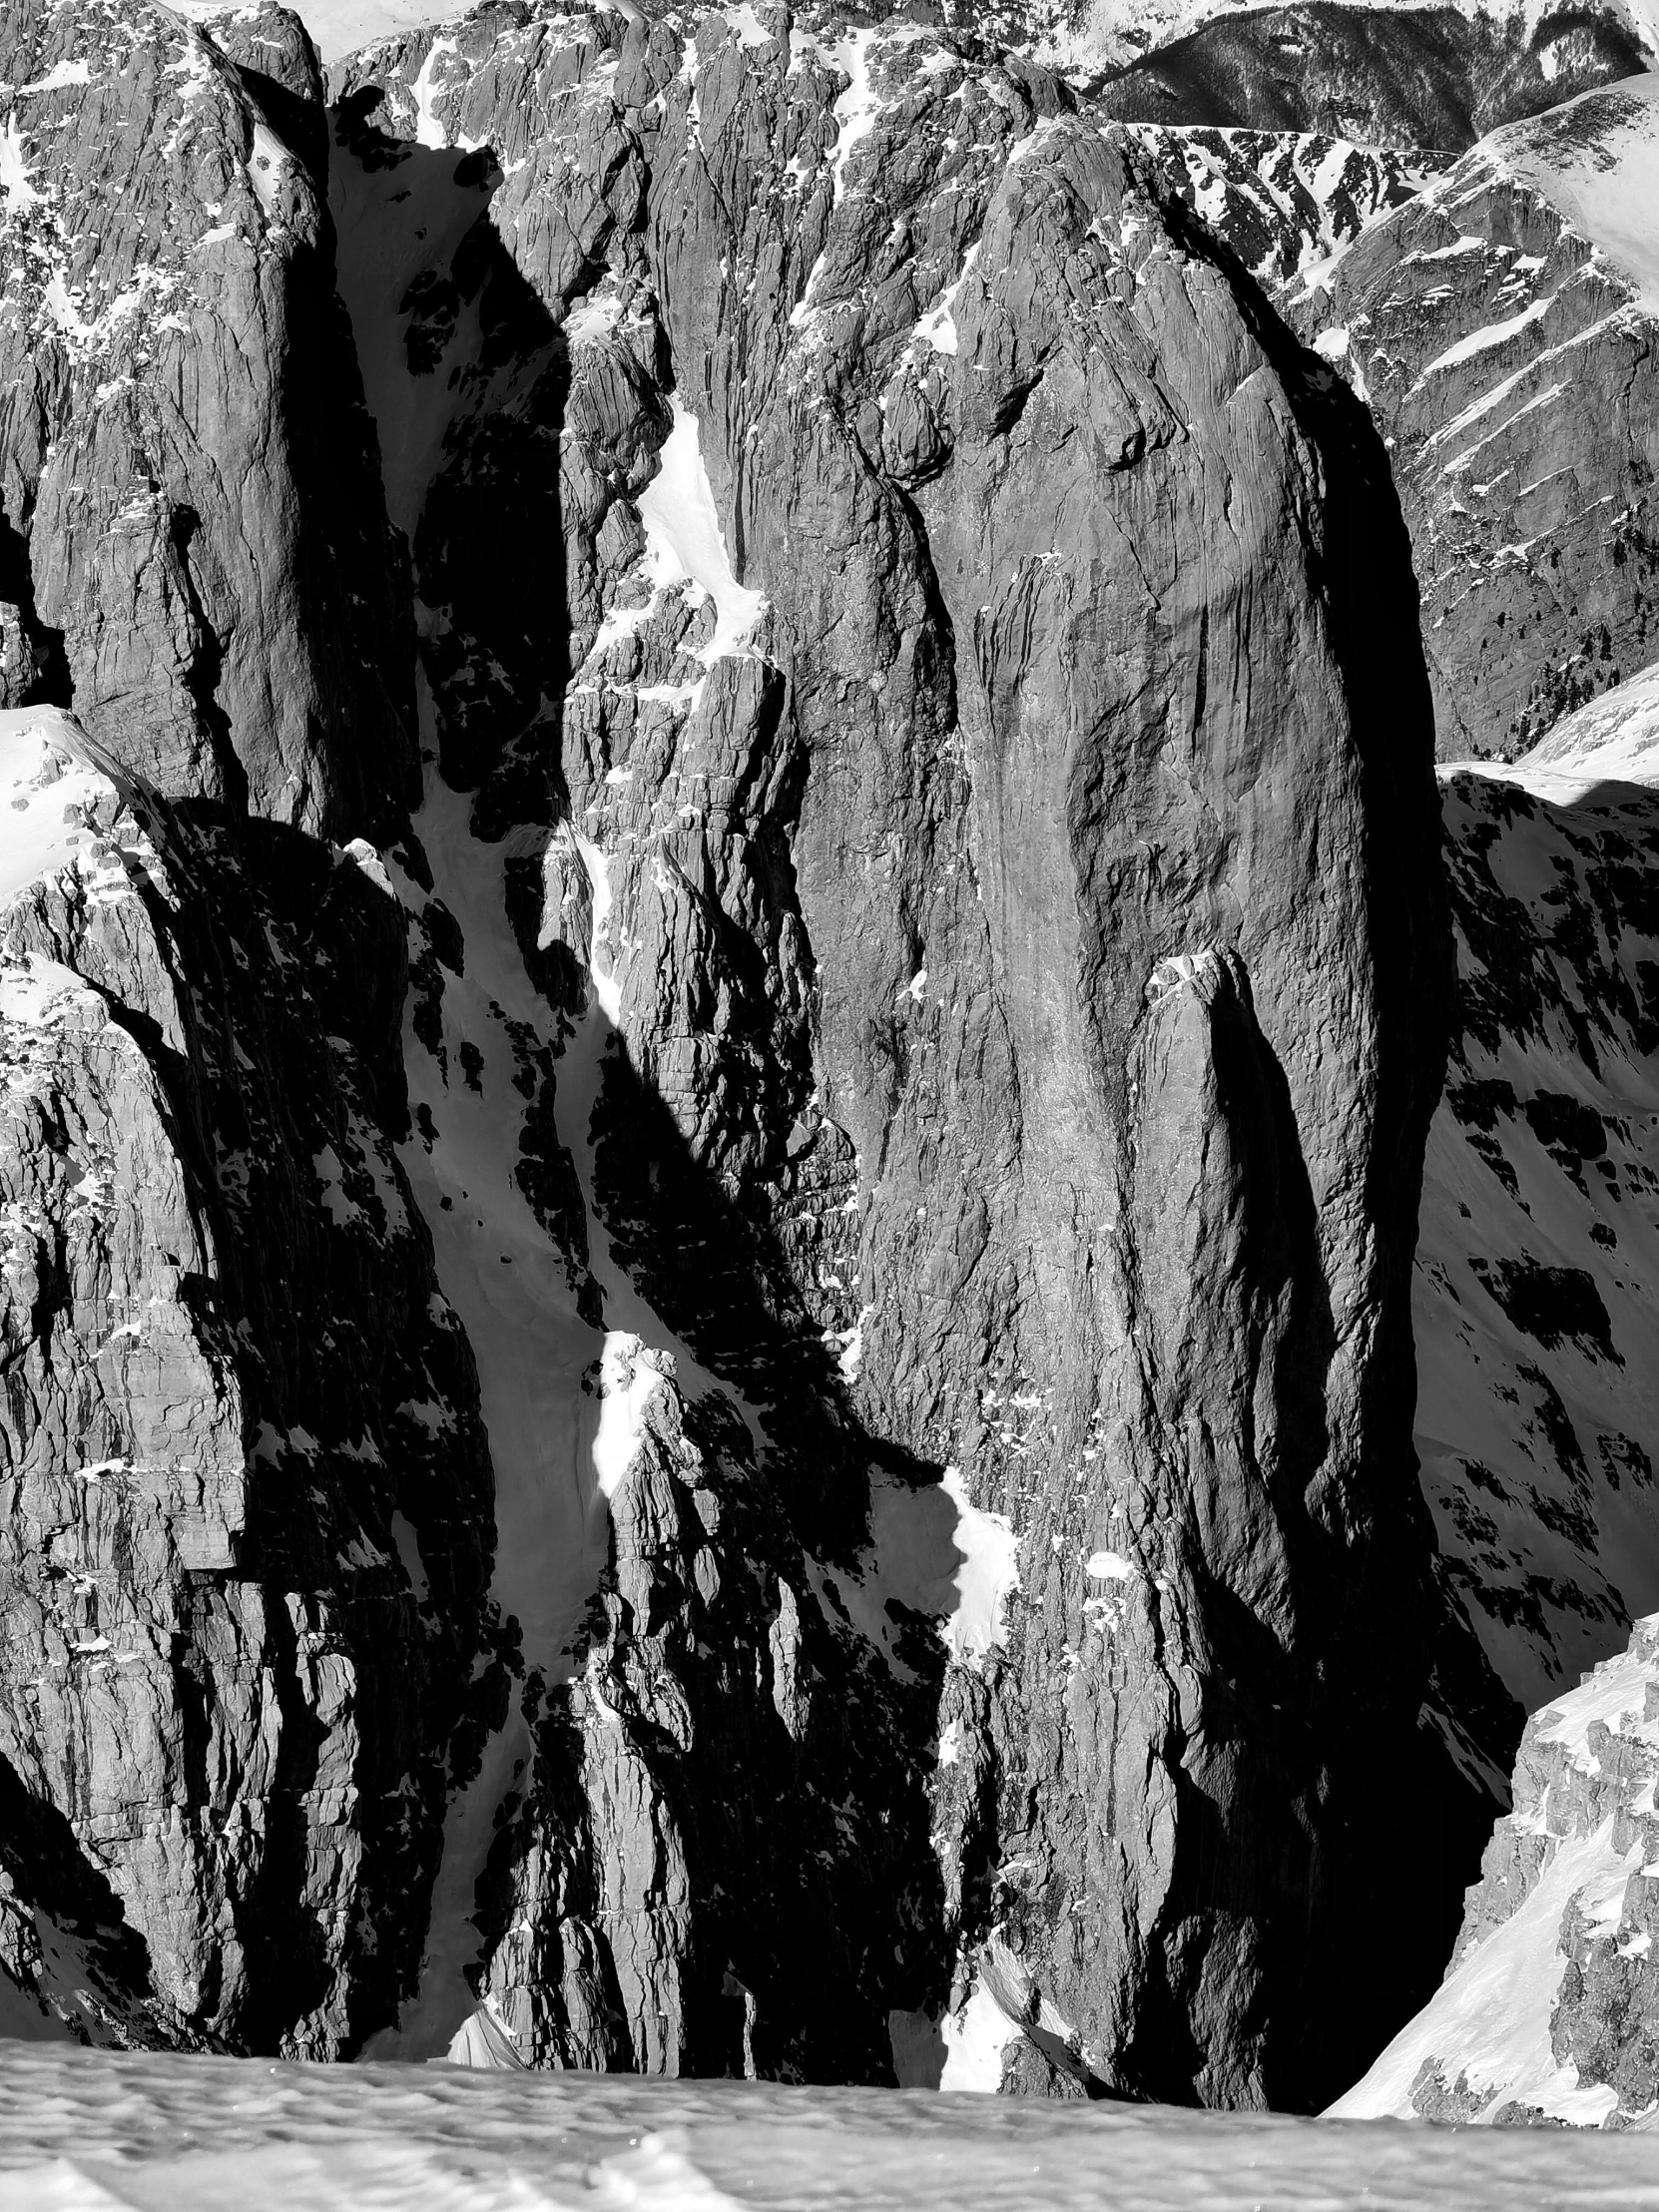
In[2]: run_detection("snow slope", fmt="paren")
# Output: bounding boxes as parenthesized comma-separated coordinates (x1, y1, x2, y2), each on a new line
(0, 710, 121, 904)
(9, 2044, 1659, 2205)
(1518, 652, 1659, 794)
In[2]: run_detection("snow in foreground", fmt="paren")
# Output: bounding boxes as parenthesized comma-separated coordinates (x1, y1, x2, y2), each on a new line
(6, 2048, 1659, 2210)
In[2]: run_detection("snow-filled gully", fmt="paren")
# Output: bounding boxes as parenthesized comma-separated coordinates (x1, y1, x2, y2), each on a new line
(329, 133, 672, 2065)
(330, 107, 806, 2068)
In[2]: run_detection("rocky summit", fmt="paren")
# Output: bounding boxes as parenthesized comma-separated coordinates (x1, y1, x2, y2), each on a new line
(0, 0, 1656, 2137)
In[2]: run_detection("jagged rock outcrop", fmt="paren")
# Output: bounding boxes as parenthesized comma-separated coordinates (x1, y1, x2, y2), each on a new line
(331, 0, 1498, 2109)
(1291, 75, 1659, 760)
(1334, 1612, 1659, 2125)
(1135, 124, 1451, 284)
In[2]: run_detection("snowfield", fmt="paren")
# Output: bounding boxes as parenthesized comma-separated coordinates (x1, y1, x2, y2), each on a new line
(7, 2047, 1659, 2207)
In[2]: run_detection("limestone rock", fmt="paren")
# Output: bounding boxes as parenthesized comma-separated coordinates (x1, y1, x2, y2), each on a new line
(0, 0, 414, 832)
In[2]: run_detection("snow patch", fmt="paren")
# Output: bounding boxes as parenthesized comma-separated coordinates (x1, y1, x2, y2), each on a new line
(591, 1333, 664, 1501)
(637, 398, 767, 664)
(938, 1464, 1019, 1667)
(0, 118, 40, 210)
(1085, 1549, 1136, 1580)
(938, 1978, 1020, 2091)
(19, 58, 91, 93)
(246, 119, 288, 217)
(828, 29, 879, 206)
(911, 242, 979, 356)
(409, 34, 459, 149)
(0, 709, 120, 906)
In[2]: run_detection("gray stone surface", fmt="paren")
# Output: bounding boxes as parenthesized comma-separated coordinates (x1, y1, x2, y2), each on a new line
(0, 0, 414, 833)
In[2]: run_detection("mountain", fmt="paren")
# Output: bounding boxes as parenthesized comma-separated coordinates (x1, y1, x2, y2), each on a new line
(1, 0, 1657, 2125)
(1042, 0, 1659, 79)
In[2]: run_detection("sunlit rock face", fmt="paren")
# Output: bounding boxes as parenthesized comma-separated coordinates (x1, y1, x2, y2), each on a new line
(1287, 78, 1659, 764)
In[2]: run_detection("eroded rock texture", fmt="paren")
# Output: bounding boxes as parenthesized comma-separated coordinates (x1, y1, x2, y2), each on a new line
(330, 1, 1497, 2108)
(0, 0, 412, 831)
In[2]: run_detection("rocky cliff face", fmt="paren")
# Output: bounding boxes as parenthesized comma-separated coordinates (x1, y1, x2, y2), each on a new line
(3, 0, 1613, 2116)
(321, 0, 1496, 2111)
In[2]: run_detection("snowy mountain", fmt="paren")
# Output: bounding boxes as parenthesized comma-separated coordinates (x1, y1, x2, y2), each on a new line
(1290, 74, 1659, 759)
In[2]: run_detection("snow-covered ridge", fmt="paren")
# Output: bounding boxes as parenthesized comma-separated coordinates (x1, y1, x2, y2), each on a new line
(1475, 70, 1659, 313)
(1332, 1615, 1659, 2125)
(1138, 124, 1447, 284)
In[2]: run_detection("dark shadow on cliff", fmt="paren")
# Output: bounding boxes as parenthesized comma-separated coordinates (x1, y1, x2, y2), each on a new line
(0, 1746, 187, 2046)
(499, 957, 958, 2085)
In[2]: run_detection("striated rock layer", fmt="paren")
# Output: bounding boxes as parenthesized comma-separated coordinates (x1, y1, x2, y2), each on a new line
(326, 0, 1500, 2108)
